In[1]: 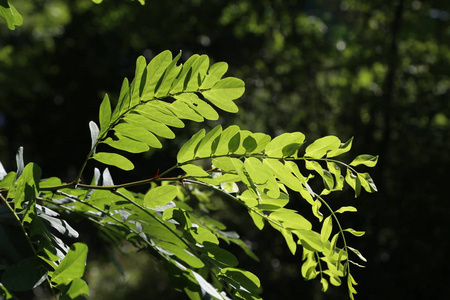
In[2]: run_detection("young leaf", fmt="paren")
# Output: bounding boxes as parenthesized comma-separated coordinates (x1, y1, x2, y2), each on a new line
(304, 136, 341, 158)
(347, 246, 367, 262)
(144, 185, 178, 209)
(15, 146, 24, 177)
(89, 121, 100, 152)
(92, 152, 134, 171)
(99, 93, 111, 134)
(52, 243, 89, 286)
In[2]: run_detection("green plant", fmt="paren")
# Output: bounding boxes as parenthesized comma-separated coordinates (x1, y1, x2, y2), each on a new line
(0, 50, 377, 299)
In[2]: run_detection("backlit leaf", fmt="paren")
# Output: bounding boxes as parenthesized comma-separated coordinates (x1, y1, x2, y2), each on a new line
(350, 154, 378, 167)
(99, 93, 111, 134)
(305, 136, 341, 158)
(92, 152, 134, 171)
(144, 185, 178, 209)
(177, 129, 206, 163)
(201, 77, 244, 113)
(320, 216, 333, 242)
(265, 132, 305, 157)
(52, 243, 88, 286)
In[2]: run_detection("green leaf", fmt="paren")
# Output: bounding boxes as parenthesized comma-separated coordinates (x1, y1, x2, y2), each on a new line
(358, 172, 378, 193)
(92, 152, 134, 171)
(52, 243, 88, 286)
(312, 199, 323, 222)
(345, 170, 361, 198)
(282, 143, 302, 157)
(201, 77, 244, 113)
(280, 228, 297, 255)
(185, 55, 209, 92)
(335, 206, 357, 214)
(270, 210, 312, 230)
(174, 93, 219, 120)
(305, 136, 341, 158)
(326, 161, 344, 191)
(344, 228, 365, 237)
(320, 216, 333, 242)
(144, 185, 178, 209)
(177, 129, 206, 163)
(350, 154, 378, 167)
(202, 242, 238, 267)
(243, 135, 257, 153)
(111, 78, 130, 120)
(60, 278, 90, 300)
(99, 93, 112, 134)
(155, 51, 182, 97)
(293, 230, 326, 252)
(213, 126, 240, 155)
(327, 137, 353, 157)
(114, 122, 162, 148)
(141, 50, 174, 99)
(221, 268, 261, 294)
(170, 54, 200, 94)
(13, 163, 41, 211)
(156, 242, 204, 268)
(265, 132, 305, 157)
(264, 159, 302, 192)
(244, 157, 280, 198)
(103, 135, 149, 154)
(1, 257, 48, 291)
(228, 132, 241, 153)
(321, 278, 329, 292)
(130, 56, 148, 106)
(195, 125, 222, 157)
(168, 100, 204, 122)
(124, 113, 175, 139)
(181, 164, 211, 178)
(136, 102, 184, 128)
(0, 1, 23, 30)
(200, 62, 228, 90)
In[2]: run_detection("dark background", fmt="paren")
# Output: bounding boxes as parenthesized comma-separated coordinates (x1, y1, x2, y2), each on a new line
(0, 0, 449, 299)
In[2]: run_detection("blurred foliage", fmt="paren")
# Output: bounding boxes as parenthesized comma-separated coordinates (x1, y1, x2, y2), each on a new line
(0, 0, 449, 299)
